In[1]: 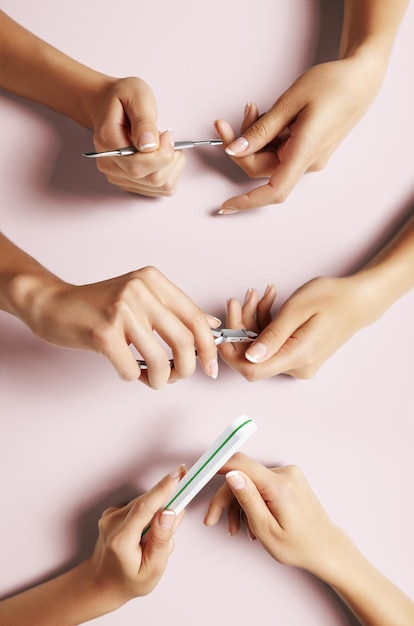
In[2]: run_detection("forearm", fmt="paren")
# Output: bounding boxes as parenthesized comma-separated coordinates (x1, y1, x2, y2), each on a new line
(0, 232, 63, 329)
(0, 10, 113, 127)
(350, 210, 414, 322)
(317, 530, 414, 626)
(340, 0, 408, 62)
(0, 560, 123, 626)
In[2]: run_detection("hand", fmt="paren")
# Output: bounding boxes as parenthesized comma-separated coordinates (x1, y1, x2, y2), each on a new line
(24, 265, 220, 388)
(89, 76, 186, 196)
(216, 57, 384, 212)
(219, 274, 378, 380)
(89, 464, 186, 607)
(204, 453, 344, 582)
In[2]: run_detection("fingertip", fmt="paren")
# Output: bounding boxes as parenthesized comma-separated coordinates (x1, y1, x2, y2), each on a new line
(160, 128, 175, 150)
(226, 470, 246, 491)
(137, 131, 159, 152)
(244, 342, 268, 363)
(159, 509, 176, 530)
(225, 136, 249, 156)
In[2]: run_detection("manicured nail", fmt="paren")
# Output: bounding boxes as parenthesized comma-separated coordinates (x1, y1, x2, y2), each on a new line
(244, 102, 251, 119)
(160, 510, 176, 529)
(206, 314, 222, 327)
(167, 129, 175, 147)
(244, 288, 253, 305)
(226, 470, 246, 490)
(139, 132, 157, 151)
(225, 137, 249, 156)
(209, 359, 219, 380)
(245, 342, 267, 363)
(218, 208, 239, 215)
(170, 463, 186, 479)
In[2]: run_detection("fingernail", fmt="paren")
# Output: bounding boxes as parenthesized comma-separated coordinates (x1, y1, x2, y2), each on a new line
(206, 314, 222, 327)
(170, 463, 186, 479)
(244, 102, 251, 119)
(244, 288, 253, 305)
(167, 129, 175, 147)
(139, 132, 157, 151)
(245, 342, 267, 363)
(209, 359, 219, 380)
(160, 510, 176, 529)
(226, 470, 246, 490)
(225, 137, 249, 156)
(218, 208, 239, 215)
(227, 521, 233, 537)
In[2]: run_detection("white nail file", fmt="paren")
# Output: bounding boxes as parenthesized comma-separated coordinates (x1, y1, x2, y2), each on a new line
(163, 415, 257, 514)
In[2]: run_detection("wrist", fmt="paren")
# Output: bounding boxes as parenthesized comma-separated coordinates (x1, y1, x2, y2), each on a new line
(4, 267, 64, 331)
(349, 259, 411, 327)
(306, 525, 365, 589)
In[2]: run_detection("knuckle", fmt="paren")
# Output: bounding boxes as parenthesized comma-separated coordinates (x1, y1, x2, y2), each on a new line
(263, 325, 285, 348)
(247, 119, 269, 143)
(138, 265, 160, 283)
(229, 452, 246, 465)
(129, 496, 152, 520)
(241, 367, 260, 383)
(271, 188, 289, 204)
(242, 161, 262, 179)
(160, 178, 178, 196)
(150, 533, 169, 552)
(147, 170, 167, 187)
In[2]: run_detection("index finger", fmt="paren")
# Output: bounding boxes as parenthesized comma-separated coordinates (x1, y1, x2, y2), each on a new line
(120, 467, 186, 548)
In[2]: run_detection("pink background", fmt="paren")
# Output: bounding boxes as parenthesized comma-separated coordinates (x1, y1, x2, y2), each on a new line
(1, 1, 413, 624)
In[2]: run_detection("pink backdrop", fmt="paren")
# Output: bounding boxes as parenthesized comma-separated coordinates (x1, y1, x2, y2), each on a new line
(0, 1, 413, 624)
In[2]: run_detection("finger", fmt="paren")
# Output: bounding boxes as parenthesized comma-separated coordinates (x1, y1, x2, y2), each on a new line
(225, 470, 278, 534)
(99, 330, 142, 382)
(121, 465, 186, 549)
(244, 300, 304, 365)
(240, 288, 260, 331)
(224, 104, 291, 158)
(113, 131, 176, 182)
(217, 297, 246, 362)
(123, 84, 160, 153)
(204, 481, 235, 526)
(214, 119, 237, 148)
(128, 324, 175, 389)
(226, 498, 244, 536)
(256, 284, 277, 330)
(136, 268, 218, 380)
(240, 102, 259, 135)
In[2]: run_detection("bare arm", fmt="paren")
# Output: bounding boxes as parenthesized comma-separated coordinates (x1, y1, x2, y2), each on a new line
(0, 468, 185, 625)
(205, 455, 414, 626)
(0, 10, 185, 196)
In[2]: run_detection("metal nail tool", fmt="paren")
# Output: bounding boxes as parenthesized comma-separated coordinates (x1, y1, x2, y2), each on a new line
(82, 139, 223, 158)
(136, 328, 258, 370)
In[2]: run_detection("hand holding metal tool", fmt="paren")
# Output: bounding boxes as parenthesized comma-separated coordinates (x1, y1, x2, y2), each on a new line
(136, 328, 258, 370)
(82, 139, 223, 158)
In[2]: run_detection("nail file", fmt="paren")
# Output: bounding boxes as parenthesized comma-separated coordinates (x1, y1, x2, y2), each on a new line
(164, 415, 257, 514)
(142, 415, 257, 538)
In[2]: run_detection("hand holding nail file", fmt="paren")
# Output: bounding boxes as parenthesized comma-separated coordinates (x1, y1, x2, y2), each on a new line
(142, 415, 257, 537)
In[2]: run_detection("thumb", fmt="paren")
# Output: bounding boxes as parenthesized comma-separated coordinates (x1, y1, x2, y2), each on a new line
(224, 106, 290, 158)
(225, 470, 270, 522)
(125, 85, 160, 152)
(244, 322, 289, 364)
